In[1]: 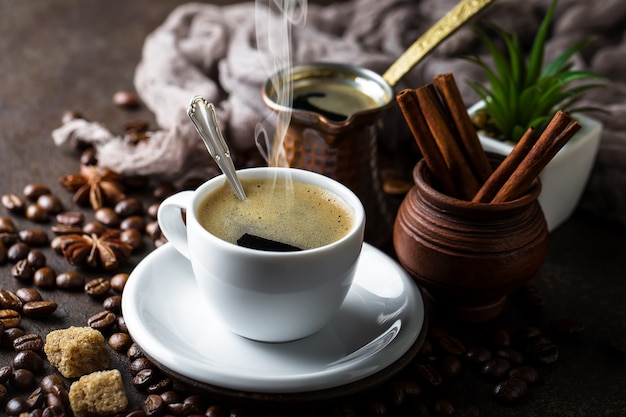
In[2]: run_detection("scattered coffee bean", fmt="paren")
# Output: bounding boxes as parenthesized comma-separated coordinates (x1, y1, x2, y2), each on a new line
(82, 221, 106, 236)
(481, 358, 512, 382)
(115, 198, 143, 218)
(56, 211, 85, 226)
(145, 221, 161, 241)
(7, 242, 29, 263)
(134, 368, 159, 390)
(94, 207, 120, 227)
(87, 310, 117, 331)
(23, 184, 51, 201)
(121, 228, 143, 251)
(26, 386, 45, 409)
(108, 332, 132, 352)
(3, 328, 25, 345)
(33, 267, 57, 289)
(84, 277, 111, 298)
(146, 377, 173, 395)
(413, 361, 443, 387)
(143, 393, 166, 416)
(495, 347, 524, 365)
(439, 355, 462, 377)
(551, 317, 585, 335)
(491, 329, 512, 348)
(117, 316, 128, 333)
(0, 231, 18, 246)
(11, 368, 36, 390)
(22, 301, 57, 318)
(5, 396, 28, 416)
(526, 337, 559, 365)
(11, 258, 34, 281)
(463, 345, 493, 366)
(19, 229, 49, 246)
(36, 194, 63, 214)
(110, 273, 129, 293)
(13, 350, 44, 373)
(13, 333, 44, 352)
(0, 309, 21, 328)
(130, 357, 154, 376)
(25, 204, 50, 223)
(436, 334, 466, 356)
(120, 215, 146, 231)
(127, 343, 144, 361)
(27, 249, 47, 269)
(147, 202, 160, 219)
(0, 290, 23, 310)
(50, 224, 82, 235)
(161, 390, 181, 405)
(103, 295, 122, 314)
(55, 271, 85, 291)
(0, 365, 12, 384)
(1, 194, 26, 213)
(16, 287, 42, 303)
(509, 366, 539, 386)
(433, 398, 455, 417)
(113, 90, 140, 109)
(494, 377, 528, 403)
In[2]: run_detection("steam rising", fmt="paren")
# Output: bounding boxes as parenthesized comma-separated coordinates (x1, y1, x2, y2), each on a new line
(254, 0, 308, 168)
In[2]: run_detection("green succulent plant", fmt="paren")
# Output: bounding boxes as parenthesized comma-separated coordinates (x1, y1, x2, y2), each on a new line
(465, 0, 608, 142)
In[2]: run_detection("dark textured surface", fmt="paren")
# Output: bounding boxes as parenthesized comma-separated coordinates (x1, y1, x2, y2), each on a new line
(1, 1, 625, 416)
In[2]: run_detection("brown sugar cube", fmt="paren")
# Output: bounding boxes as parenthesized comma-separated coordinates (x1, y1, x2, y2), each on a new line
(69, 369, 128, 417)
(44, 326, 110, 378)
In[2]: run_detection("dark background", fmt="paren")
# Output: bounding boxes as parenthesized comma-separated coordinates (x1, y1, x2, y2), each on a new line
(0, 1, 625, 416)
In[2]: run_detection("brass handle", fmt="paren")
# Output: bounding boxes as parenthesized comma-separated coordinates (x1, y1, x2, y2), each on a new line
(382, 0, 494, 87)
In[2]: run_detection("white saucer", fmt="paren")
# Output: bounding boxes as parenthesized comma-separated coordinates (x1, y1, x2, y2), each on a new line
(122, 242, 425, 395)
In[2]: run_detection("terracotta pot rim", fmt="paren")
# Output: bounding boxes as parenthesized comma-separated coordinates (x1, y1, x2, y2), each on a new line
(412, 159, 542, 212)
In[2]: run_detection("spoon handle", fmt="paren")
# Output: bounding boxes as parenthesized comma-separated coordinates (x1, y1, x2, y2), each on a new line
(187, 96, 247, 200)
(382, 0, 494, 87)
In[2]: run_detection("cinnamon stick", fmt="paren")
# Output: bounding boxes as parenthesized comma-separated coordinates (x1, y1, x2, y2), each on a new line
(472, 126, 539, 203)
(414, 84, 481, 200)
(491, 111, 581, 203)
(396, 89, 458, 197)
(433, 73, 493, 184)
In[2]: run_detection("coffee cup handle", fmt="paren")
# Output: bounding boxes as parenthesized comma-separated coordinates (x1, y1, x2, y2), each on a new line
(157, 191, 194, 260)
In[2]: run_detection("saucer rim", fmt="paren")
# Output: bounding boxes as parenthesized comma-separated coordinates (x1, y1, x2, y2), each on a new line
(123, 242, 426, 398)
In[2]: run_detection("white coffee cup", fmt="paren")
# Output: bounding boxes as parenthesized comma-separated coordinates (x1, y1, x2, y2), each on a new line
(157, 167, 365, 342)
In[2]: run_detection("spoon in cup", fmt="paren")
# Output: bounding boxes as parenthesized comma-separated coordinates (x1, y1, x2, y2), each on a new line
(187, 96, 246, 200)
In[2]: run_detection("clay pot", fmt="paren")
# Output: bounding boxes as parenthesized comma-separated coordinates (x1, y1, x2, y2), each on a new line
(393, 159, 549, 321)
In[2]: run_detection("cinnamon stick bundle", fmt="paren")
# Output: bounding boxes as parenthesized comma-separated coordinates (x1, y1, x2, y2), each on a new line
(397, 72, 582, 205)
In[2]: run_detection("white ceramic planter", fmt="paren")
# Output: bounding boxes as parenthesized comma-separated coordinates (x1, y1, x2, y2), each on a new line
(469, 102, 603, 232)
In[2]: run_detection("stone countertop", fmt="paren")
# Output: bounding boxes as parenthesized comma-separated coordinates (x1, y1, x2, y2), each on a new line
(0, 1, 625, 416)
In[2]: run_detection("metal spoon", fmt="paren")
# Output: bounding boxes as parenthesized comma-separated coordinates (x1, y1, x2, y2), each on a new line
(187, 96, 246, 200)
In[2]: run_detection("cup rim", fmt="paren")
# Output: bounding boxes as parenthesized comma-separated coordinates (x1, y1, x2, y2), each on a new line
(189, 167, 365, 256)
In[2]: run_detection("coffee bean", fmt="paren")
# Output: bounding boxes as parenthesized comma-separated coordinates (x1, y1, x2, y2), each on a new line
(87, 311, 117, 331)
(0, 366, 12, 384)
(3, 328, 25, 345)
(13, 351, 44, 373)
(481, 358, 511, 381)
(26, 387, 45, 409)
(146, 377, 173, 395)
(494, 377, 528, 403)
(56, 271, 85, 291)
(5, 396, 29, 416)
(491, 329, 512, 347)
(36, 194, 63, 214)
(11, 368, 36, 390)
(509, 366, 539, 386)
(551, 317, 585, 335)
(25, 204, 50, 223)
(0, 290, 23, 310)
(40, 374, 67, 394)
(121, 228, 143, 251)
(42, 404, 66, 417)
(27, 249, 47, 269)
(34, 267, 57, 289)
(463, 345, 493, 366)
(56, 211, 85, 226)
(433, 398, 455, 417)
(413, 362, 443, 387)
(147, 202, 160, 219)
(50, 224, 83, 235)
(113, 90, 140, 109)
(436, 334, 466, 356)
(13, 333, 44, 352)
(145, 221, 161, 240)
(116, 316, 128, 334)
(84, 277, 111, 298)
(526, 337, 559, 364)
(130, 357, 154, 376)
(94, 208, 120, 227)
(110, 273, 129, 293)
(103, 295, 122, 314)
(115, 198, 143, 218)
(16, 288, 42, 303)
(120, 215, 146, 231)
(11, 259, 34, 281)
(19, 229, 49, 246)
(160, 390, 181, 404)
(1, 194, 26, 214)
(0, 231, 18, 246)
(7, 242, 29, 263)
(82, 221, 106, 236)
(0, 309, 21, 328)
(22, 301, 57, 318)
(205, 405, 228, 417)
(143, 394, 166, 417)
(108, 332, 132, 352)
(23, 184, 51, 201)
(134, 368, 158, 390)
(127, 343, 144, 361)
(495, 347, 524, 365)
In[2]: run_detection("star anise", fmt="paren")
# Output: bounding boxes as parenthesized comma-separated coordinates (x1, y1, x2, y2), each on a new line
(52, 230, 132, 270)
(59, 165, 126, 210)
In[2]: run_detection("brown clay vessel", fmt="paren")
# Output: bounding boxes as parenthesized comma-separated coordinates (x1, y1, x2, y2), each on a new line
(393, 159, 549, 321)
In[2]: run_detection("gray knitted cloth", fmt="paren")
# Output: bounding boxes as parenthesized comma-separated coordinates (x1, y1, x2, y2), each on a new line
(52, 0, 626, 225)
